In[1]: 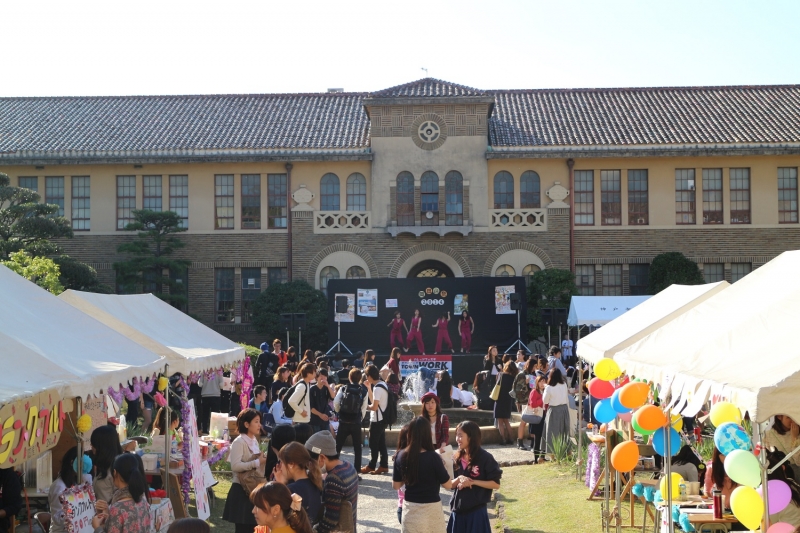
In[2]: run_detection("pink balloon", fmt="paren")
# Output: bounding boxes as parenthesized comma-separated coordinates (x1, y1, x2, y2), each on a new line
(758, 479, 792, 515)
(618, 411, 634, 422)
(767, 522, 794, 533)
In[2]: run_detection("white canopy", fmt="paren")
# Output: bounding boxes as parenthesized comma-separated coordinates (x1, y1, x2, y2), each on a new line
(567, 295, 650, 327)
(0, 266, 166, 404)
(616, 250, 800, 423)
(577, 282, 729, 364)
(59, 291, 245, 375)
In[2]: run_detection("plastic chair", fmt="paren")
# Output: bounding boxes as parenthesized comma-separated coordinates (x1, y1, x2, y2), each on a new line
(33, 512, 50, 533)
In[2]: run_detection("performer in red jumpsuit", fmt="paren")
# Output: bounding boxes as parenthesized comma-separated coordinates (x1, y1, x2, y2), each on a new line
(459, 310, 474, 353)
(405, 309, 425, 354)
(433, 311, 453, 354)
(386, 311, 407, 350)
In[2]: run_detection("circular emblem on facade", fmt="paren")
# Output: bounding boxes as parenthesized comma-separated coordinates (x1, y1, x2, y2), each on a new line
(411, 113, 447, 151)
(292, 187, 315, 205)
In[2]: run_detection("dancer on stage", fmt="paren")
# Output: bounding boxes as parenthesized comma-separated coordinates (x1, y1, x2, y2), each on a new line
(405, 309, 425, 354)
(386, 311, 408, 350)
(432, 311, 453, 354)
(458, 310, 474, 353)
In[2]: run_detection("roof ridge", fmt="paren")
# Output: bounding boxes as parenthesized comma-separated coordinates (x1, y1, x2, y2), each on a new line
(0, 92, 370, 100)
(489, 84, 800, 94)
(369, 77, 485, 97)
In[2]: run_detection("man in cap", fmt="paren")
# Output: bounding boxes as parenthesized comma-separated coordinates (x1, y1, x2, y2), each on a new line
(305, 431, 358, 533)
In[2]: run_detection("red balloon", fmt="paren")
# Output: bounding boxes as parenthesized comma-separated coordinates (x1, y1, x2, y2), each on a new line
(588, 378, 615, 400)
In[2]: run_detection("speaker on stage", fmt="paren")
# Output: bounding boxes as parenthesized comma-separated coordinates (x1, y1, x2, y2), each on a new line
(540, 308, 553, 326)
(280, 313, 293, 331)
(509, 293, 521, 311)
(335, 295, 348, 314)
(555, 308, 568, 327)
(294, 313, 306, 330)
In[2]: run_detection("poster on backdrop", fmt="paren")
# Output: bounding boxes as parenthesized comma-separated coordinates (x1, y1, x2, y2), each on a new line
(399, 355, 453, 379)
(494, 285, 515, 314)
(357, 289, 378, 317)
(82, 394, 108, 445)
(453, 294, 468, 314)
(334, 293, 355, 323)
(187, 400, 210, 520)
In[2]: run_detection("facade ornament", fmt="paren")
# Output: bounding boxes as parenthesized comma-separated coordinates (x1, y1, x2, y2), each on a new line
(546, 181, 570, 208)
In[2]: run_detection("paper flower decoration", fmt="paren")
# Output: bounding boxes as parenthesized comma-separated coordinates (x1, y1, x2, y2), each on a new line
(76, 414, 92, 434)
(158, 376, 169, 391)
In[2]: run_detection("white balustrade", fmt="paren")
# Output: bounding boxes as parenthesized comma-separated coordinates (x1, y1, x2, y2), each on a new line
(489, 208, 546, 231)
(314, 211, 371, 233)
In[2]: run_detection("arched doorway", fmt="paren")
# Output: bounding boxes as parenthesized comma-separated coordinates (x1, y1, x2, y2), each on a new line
(407, 260, 454, 278)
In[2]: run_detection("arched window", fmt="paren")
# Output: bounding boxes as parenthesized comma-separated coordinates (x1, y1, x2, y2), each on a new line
(520, 171, 541, 208)
(495, 264, 516, 277)
(319, 266, 339, 296)
(522, 264, 541, 286)
(494, 171, 514, 209)
(396, 172, 415, 226)
(445, 171, 463, 226)
(346, 266, 366, 279)
(346, 173, 367, 211)
(320, 173, 340, 211)
(420, 171, 439, 226)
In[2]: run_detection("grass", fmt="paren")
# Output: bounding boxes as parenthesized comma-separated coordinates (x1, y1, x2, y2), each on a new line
(183, 473, 236, 532)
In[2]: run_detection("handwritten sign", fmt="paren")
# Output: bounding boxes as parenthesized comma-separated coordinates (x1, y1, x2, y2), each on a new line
(0, 391, 71, 468)
(187, 400, 210, 520)
(60, 482, 96, 533)
(82, 394, 108, 445)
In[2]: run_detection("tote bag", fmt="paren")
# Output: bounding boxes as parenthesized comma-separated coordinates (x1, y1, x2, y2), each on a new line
(489, 382, 502, 401)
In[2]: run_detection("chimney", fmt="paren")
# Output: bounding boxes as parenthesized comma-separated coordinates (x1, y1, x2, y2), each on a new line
(327, 88, 344, 93)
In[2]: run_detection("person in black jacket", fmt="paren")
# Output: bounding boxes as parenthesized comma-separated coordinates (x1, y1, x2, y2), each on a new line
(0, 467, 22, 532)
(254, 342, 279, 390)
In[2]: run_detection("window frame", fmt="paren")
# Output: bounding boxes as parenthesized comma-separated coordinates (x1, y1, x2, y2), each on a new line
(45, 176, 65, 217)
(240, 267, 262, 323)
(600, 170, 621, 226)
(143, 175, 162, 212)
(574, 170, 595, 226)
(268, 174, 288, 229)
(169, 267, 188, 313)
(444, 170, 463, 226)
(346, 173, 367, 211)
(71, 176, 91, 231)
(396, 172, 415, 226)
(320, 173, 340, 211)
(602, 264, 622, 296)
(214, 268, 235, 323)
(493, 171, 514, 209)
(627, 170, 648, 225)
(319, 266, 339, 296)
(268, 267, 288, 286)
(731, 262, 751, 283)
(494, 264, 515, 277)
(628, 264, 650, 296)
(241, 174, 261, 229)
(703, 263, 724, 284)
(420, 171, 439, 226)
(675, 169, 696, 225)
(730, 168, 751, 224)
(576, 265, 595, 296)
(778, 167, 798, 224)
(519, 170, 541, 209)
(346, 266, 366, 279)
(18, 177, 38, 192)
(702, 168, 723, 224)
(214, 174, 234, 230)
(116, 175, 136, 230)
(169, 175, 189, 228)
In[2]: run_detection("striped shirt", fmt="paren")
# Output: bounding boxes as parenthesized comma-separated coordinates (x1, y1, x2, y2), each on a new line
(317, 461, 359, 533)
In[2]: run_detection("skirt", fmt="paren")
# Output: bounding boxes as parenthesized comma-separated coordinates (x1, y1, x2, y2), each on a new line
(222, 481, 257, 526)
(402, 500, 447, 533)
(544, 404, 571, 454)
(447, 505, 490, 533)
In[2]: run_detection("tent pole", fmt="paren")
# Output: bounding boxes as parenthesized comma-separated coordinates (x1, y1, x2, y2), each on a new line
(575, 323, 583, 481)
(604, 437, 611, 533)
(164, 365, 170, 502)
(665, 408, 674, 533)
(757, 421, 770, 531)
(76, 396, 83, 484)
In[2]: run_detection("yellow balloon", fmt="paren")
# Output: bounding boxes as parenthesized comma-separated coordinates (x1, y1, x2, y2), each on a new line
(710, 402, 742, 427)
(730, 486, 764, 531)
(595, 359, 622, 381)
(659, 472, 685, 498)
(670, 413, 683, 432)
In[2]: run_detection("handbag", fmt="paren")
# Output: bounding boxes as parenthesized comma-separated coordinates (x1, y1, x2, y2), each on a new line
(489, 382, 501, 401)
(568, 394, 577, 410)
(521, 405, 544, 425)
(239, 452, 267, 494)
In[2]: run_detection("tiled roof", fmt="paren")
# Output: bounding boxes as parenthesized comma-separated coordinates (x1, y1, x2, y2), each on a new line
(369, 77, 485, 98)
(488, 85, 800, 147)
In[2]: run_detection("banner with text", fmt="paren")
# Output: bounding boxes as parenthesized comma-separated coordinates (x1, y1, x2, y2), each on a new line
(0, 391, 70, 468)
(187, 400, 210, 520)
(399, 355, 453, 379)
(60, 482, 96, 533)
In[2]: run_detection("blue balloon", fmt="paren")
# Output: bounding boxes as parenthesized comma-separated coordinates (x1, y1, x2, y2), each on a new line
(611, 388, 632, 414)
(594, 398, 617, 424)
(652, 427, 682, 457)
(713, 422, 751, 455)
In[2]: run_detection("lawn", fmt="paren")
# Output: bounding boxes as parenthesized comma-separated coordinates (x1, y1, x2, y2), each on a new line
(185, 473, 236, 532)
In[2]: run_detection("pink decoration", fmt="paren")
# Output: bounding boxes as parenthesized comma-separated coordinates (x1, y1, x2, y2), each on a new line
(154, 392, 167, 408)
(767, 523, 795, 533)
(618, 411, 634, 423)
(758, 479, 792, 514)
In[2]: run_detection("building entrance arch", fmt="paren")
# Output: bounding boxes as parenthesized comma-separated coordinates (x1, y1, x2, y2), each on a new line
(407, 260, 455, 278)
(393, 247, 468, 278)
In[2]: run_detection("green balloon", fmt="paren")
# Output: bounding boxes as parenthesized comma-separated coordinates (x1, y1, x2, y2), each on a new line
(724, 450, 761, 488)
(633, 417, 657, 436)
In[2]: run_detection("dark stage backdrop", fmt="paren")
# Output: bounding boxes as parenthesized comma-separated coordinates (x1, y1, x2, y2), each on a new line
(326, 277, 527, 355)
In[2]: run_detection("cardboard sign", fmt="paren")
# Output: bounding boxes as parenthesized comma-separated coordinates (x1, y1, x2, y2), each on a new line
(399, 355, 453, 379)
(59, 482, 96, 533)
(186, 400, 210, 520)
(0, 391, 70, 468)
(81, 394, 108, 445)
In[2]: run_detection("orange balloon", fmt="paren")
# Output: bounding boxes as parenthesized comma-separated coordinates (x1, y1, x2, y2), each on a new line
(619, 382, 649, 409)
(611, 440, 640, 472)
(634, 405, 667, 431)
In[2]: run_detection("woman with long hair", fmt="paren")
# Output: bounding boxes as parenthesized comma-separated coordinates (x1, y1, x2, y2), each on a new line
(388, 347, 402, 377)
(392, 417, 452, 533)
(670, 445, 704, 482)
(448, 421, 502, 533)
(387, 312, 408, 351)
(223, 409, 267, 533)
(542, 368, 570, 459)
(250, 482, 313, 533)
(767, 449, 800, 527)
(494, 362, 517, 445)
(513, 358, 537, 450)
(764, 415, 800, 479)
(473, 371, 492, 411)
(91, 453, 150, 533)
(273, 442, 323, 525)
(50, 446, 92, 533)
(436, 370, 454, 409)
(432, 311, 453, 354)
(483, 346, 502, 385)
(458, 311, 474, 353)
(271, 366, 291, 405)
(405, 309, 425, 355)
(420, 392, 452, 478)
(528, 375, 547, 463)
(285, 346, 298, 371)
(704, 446, 738, 507)
(91, 425, 123, 503)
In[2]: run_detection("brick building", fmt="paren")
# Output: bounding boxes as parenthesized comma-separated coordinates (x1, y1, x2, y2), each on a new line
(1, 78, 799, 344)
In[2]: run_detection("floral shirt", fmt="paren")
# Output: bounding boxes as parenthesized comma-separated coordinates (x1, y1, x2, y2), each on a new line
(94, 498, 150, 533)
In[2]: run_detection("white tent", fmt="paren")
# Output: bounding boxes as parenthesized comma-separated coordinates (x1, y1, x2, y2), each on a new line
(615, 250, 800, 423)
(577, 282, 728, 364)
(0, 266, 166, 404)
(567, 295, 650, 328)
(59, 291, 245, 375)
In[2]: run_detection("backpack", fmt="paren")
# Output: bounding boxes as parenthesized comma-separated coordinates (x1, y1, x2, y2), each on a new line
(337, 384, 363, 423)
(282, 382, 308, 419)
(375, 382, 398, 428)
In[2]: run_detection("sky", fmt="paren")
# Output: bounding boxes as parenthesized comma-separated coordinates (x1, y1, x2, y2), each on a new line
(3, 0, 800, 97)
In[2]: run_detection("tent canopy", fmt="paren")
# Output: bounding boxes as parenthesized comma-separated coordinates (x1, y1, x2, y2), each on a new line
(0, 266, 166, 404)
(567, 295, 650, 328)
(59, 291, 245, 375)
(616, 251, 800, 423)
(577, 282, 728, 364)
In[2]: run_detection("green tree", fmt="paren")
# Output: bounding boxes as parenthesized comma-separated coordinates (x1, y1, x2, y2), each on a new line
(526, 269, 577, 341)
(53, 255, 114, 293)
(250, 281, 328, 352)
(113, 210, 190, 307)
(2, 251, 64, 294)
(647, 252, 704, 294)
(0, 172, 73, 260)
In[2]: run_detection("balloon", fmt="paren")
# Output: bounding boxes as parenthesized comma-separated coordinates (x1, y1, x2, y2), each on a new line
(610, 440, 639, 472)
(611, 388, 632, 414)
(587, 378, 615, 400)
(594, 398, 617, 424)
(619, 382, 649, 409)
(618, 410, 633, 423)
(652, 427, 682, 457)
(724, 450, 762, 488)
(659, 472, 684, 498)
(730, 485, 764, 531)
(758, 479, 792, 514)
(670, 414, 684, 432)
(634, 405, 667, 431)
(595, 358, 622, 381)
(632, 417, 656, 436)
(710, 401, 742, 427)
(714, 422, 752, 456)
(767, 523, 795, 533)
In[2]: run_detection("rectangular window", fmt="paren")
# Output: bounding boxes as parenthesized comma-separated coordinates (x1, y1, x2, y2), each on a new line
(574, 170, 594, 225)
(117, 175, 136, 230)
(702, 168, 723, 224)
(215, 268, 235, 322)
(600, 170, 621, 225)
(731, 263, 751, 283)
(170, 268, 188, 313)
(730, 168, 751, 224)
(71, 176, 90, 231)
(241, 174, 261, 229)
(628, 170, 648, 225)
(629, 264, 650, 295)
(268, 267, 288, 286)
(45, 177, 65, 217)
(602, 264, 622, 295)
(675, 169, 696, 224)
(143, 176, 162, 212)
(215, 174, 234, 229)
(704, 263, 724, 284)
(169, 175, 189, 228)
(268, 174, 288, 228)
(576, 265, 595, 296)
(241, 268, 262, 323)
(18, 177, 38, 192)
(778, 167, 798, 223)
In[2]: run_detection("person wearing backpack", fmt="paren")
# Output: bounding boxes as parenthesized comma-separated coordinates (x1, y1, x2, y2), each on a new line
(286, 363, 316, 424)
(333, 367, 370, 471)
(361, 364, 392, 475)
